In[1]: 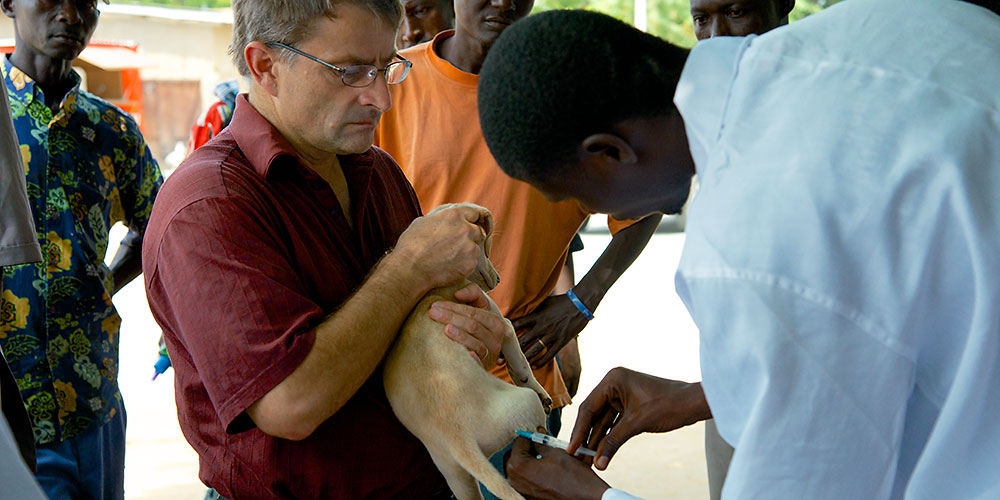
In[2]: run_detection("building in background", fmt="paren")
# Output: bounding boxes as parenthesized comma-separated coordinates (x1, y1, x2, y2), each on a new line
(1, 3, 237, 171)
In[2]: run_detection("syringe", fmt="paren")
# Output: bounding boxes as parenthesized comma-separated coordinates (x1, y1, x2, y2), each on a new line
(514, 430, 597, 457)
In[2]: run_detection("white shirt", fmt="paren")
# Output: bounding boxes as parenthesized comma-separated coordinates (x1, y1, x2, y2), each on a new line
(0, 414, 47, 500)
(674, 0, 1000, 499)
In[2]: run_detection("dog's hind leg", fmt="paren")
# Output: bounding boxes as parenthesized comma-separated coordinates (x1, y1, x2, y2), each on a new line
(452, 440, 527, 500)
(499, 319, 551, 410)
(426, 448, 488, 500)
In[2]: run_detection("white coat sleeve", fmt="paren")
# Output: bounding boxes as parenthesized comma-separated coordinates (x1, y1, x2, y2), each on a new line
(677, 270, 916, 499)
(602, 488, 645, 500)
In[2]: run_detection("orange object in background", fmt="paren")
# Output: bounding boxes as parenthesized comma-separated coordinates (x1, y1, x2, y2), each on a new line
(1, 39, 150, 133)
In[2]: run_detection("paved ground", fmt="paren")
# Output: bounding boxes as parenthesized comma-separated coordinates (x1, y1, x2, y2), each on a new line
(111, 226, 707, 499)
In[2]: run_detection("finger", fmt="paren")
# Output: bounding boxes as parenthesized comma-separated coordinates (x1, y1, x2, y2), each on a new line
(507, 436, 535, 477)
(452, 283, 490, 309)
(517, 327, 543, 349)
(430, 301, 505, 334)
(511, 435, 533, 458)
(530, 345, 559, 369)
(453, 204, 492, 235)
(523, 341, 546, 365)
(430, 302, 506, 349)
(586, 407, 618, 451)
(593, 412, 639, 471)
(511, 316, 535, 331)
(445, 324, 488, 361)
(569, 388, 611, 453)
(477, 208, 495, 239)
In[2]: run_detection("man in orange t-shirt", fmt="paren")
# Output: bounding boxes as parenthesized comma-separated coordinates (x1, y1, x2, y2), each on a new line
(374, 0, 661, 453)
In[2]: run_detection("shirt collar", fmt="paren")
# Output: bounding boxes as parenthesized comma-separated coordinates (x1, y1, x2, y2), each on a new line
(2, 55, 81, 111)
(674, 36, 753, 174)
(228, 93, 376, 181)
(424, 30, 479, 87)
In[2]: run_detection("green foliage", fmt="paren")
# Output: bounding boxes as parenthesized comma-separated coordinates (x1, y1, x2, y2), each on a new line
(123, 0, 836, 44)
(119, 0, 231, 7)
(532, 0, 830, 48)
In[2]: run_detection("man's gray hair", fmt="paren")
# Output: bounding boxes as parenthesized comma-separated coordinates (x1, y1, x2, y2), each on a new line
(230, 0, 403, 77)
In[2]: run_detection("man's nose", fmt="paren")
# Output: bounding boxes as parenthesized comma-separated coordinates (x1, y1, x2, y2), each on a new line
(402, 28, 424, 44)
(360, 77, 392, 113)
(710, 18, 732, 37)
(56, 0, 83, 24)
(490, 0, 515, 12)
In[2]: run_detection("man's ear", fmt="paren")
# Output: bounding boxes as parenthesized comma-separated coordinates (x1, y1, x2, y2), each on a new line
(245, 41, 281, 97)
(581, 133, 638, 165)
(777, 0, 795, 21)
(2, 0, 17, 19)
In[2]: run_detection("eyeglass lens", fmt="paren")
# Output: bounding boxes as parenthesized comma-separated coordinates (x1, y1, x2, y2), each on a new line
(341, 62, 409, 87)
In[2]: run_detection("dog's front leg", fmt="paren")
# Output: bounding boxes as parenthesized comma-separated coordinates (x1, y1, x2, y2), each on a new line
(500, 318, 552, 411)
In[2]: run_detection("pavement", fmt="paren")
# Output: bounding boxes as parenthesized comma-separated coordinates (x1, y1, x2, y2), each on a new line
(111, 226, 707, 500)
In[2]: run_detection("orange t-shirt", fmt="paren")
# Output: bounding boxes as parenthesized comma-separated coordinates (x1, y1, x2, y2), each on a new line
(375, 31, 635, 408)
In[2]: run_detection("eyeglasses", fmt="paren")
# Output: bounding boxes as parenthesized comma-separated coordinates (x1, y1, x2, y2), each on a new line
(266, 42, 411, 87)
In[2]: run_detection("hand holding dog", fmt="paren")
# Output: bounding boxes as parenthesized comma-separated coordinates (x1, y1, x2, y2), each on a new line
(506, 433, 609, 500)
(513, 294, 590, 369)
(568, 368, 712, 471)
(428, 284, 505, 370)
(391, 204, 493, 293)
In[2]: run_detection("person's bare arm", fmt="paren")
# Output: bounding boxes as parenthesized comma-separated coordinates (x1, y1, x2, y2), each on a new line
(247, 205, 504, 440)
(109, 229, 143, 295)
(515, 215, 662, 367)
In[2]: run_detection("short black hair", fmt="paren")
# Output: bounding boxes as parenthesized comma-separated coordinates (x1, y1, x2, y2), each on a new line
(964, 0, 1000, 13)
(478, 10, 689, 183)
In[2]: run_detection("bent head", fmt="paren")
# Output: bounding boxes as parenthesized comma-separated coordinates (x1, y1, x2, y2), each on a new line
(397, 0, 454, 48)
(427, 203, 500, 291)
(232, 0, 406, 158)
(3, 0, 106, 64)
(478, 10, 695, 221)
(453, 0, 533, 49)
(689, 0, 794, 40)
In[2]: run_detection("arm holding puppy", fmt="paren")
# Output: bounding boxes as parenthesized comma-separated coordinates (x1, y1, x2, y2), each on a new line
(248, 205, 506, 440)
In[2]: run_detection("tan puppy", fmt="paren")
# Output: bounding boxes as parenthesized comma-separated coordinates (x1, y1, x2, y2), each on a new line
(383, 203, 552, 500)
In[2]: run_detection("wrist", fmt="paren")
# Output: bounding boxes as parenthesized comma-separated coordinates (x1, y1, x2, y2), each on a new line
(566, 288, 596, 320)
(683, 382, 712, 423)
(375, 249, 429, 303)
(570, 280, 604, 314)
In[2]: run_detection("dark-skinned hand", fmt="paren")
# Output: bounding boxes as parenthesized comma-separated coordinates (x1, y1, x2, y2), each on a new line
(506, 434, 609, 500)
(512, 294, 590, 369)
(568, 367, 712, 470)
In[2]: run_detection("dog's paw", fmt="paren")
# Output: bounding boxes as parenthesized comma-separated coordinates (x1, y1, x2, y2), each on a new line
(538, 392, 553, 415)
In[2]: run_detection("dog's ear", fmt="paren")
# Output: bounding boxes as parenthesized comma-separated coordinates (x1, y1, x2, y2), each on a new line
(475, 210, 494, 257)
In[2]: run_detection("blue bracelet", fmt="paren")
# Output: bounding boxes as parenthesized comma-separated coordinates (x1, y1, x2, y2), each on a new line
(566, 289, 595, 320)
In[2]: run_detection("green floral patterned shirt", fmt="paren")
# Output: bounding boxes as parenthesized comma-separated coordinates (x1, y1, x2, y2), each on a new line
(0, 58, 163, 444)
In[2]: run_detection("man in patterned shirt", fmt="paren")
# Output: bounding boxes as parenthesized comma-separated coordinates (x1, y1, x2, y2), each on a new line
(0, 0, 163, 498)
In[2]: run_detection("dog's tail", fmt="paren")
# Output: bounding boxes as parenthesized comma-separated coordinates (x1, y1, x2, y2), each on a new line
(456, 442, 526, 500)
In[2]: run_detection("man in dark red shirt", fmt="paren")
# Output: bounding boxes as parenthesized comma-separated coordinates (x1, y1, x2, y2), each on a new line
(141, 0, 507, 498)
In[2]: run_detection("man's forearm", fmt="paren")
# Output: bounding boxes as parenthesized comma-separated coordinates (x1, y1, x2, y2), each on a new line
(109, 230, 143, 295)
(573, 215, 661, 310)
(247, 251, 429, 440)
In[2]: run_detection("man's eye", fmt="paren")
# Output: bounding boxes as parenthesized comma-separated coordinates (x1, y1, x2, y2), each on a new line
(416, 6, 432, 15)
(728, 9, 745, 17)
(692, 15, 708, 25)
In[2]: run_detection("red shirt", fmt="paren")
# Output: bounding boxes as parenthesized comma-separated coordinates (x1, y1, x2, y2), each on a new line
(142, 95, 446, 500)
